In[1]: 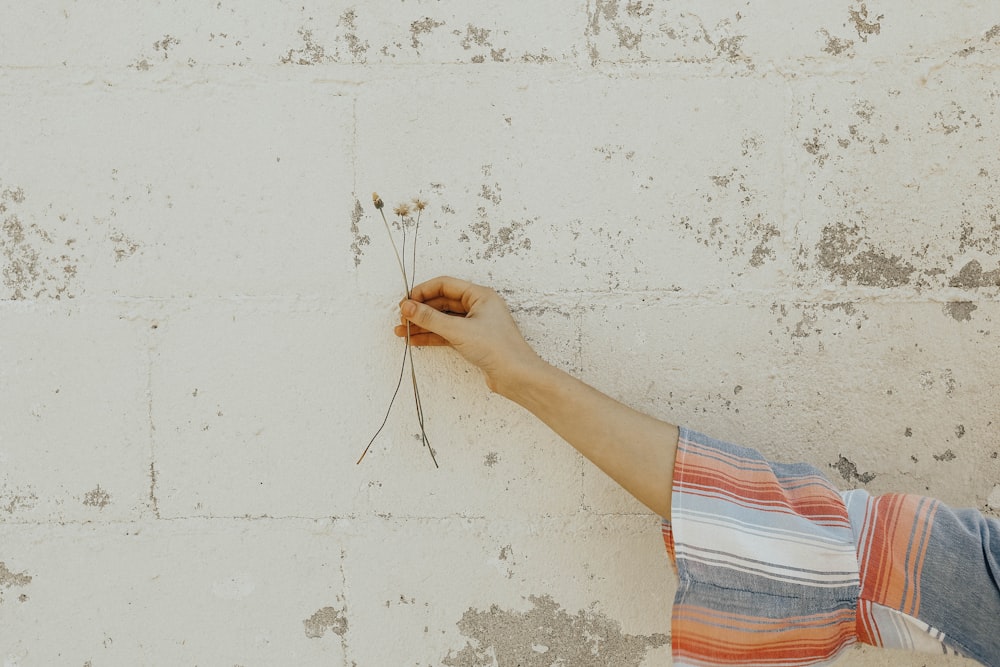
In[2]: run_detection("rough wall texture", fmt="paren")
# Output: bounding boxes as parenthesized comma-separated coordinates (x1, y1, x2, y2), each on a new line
(1, 2, 998, 666)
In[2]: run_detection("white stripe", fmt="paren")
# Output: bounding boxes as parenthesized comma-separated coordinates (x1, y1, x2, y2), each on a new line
(674, 514, 860, 580)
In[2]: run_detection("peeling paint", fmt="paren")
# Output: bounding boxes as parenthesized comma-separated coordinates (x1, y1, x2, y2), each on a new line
(109, 230, 140, 262)
(410, 17, 446, 51)
(819, 29, 854, 56)
(585, 0, 748, 66)
(848, 3, 883, 42)
(459, 217, 534, 261)
(337, 9, 369, 62)
(350, 198, 370, 267)
(443, 594, 668, 667)
(303, 606, 348, 638)
(0, 562, 32, 603)
(816, 223, 916, 288)
(0, 484, 38, 515)
(944, 301, 977, 321)
(279, 27, 330, 65)
(82, 485, 112, 509)
(1, 186, 79, 300)
(832, 455, 876, 485)
(949, 260, 1000, 288)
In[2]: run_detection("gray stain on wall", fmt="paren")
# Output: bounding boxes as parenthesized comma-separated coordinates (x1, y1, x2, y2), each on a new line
(443, 594, 668, 666)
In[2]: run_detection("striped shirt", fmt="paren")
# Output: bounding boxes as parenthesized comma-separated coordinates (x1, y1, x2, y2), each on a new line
(662, 427, 1000, 666)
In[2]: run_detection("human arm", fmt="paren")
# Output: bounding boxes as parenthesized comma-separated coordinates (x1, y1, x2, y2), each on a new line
(395, 275, 678, 517)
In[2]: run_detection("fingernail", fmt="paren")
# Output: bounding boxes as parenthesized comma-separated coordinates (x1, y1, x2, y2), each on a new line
(401, 300, 416, 317)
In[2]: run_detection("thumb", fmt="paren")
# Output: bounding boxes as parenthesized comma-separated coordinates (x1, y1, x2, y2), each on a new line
(401, 300, 463, 342)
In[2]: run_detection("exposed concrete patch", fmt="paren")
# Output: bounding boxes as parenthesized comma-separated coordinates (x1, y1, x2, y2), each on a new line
(586, 0, 749, 66)
(949, 260, 1000, 288)
(0, 484, 38, 515)
(83, 485, 112, 510)
(848, 3, 883, 42)
(819, 29, 854, 56)
(303, 606, 348, 638)
(109, 230, 140, 263)
(279, 27, 331, 65)
(458, 186, 535, 263)
(1, 186, 80, 300)
(462, 219, 532, 259)
(131, 35, 185, 70)
(918, 369, 958, 396)
(153, 35, 181, 58)
(337, 8, 369, 62)
(676, 168, 780, 270)
(349, 198, 370, 268)
(816, 222, 916, 288)
(832, 455, 876, 485)
(457, 24, 492, 50)
(443, 594, 668, 667)
(410, 17, 446, 51)
(0, 562, 32, 603)
(944, 301, 977, 321)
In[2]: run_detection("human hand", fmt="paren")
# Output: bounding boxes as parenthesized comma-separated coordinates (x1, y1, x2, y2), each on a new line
(395, 276, 545, 395)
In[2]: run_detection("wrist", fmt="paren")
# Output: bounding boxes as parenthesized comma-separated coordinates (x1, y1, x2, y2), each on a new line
(493, 355, 563, 408)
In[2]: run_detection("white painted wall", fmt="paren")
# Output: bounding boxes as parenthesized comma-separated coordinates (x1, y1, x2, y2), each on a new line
(1, 1, 998, 665)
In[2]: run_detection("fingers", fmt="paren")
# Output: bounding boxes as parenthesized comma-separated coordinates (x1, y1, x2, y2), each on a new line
(403, 295, 467, 315)
(399, 298, 465, 342)
(408, 275, 486, 306)
(393, 326, 451, 346)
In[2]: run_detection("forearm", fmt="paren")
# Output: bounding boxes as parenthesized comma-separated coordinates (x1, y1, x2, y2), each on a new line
(498, 360, 678, 518)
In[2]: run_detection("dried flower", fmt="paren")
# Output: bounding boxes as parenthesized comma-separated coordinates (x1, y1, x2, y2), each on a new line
(359, 191, 437, 469)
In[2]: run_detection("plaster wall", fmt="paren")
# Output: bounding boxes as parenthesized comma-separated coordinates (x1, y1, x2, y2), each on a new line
(1, 1, 998, 665)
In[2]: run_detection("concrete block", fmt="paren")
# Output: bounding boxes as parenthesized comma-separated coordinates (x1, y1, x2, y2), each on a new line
(787, 65, 1000, 294)
(341, 514, 673, 666)
(151, 300, 585, 519)
(0, 302, 150, 522)
(584, 0, 1000, 67)
(0, 76, 354, 299)
(356, 71, 793, 294)
(581, 297, 1000, 507)
(0, 520, 347, 665)
(0, 1, 587, 68)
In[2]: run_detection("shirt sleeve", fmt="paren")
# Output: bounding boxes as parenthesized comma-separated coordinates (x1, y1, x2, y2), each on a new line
(662, 427, 1000, 667)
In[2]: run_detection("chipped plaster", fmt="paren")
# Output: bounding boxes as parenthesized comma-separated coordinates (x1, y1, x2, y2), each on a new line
(2, 1, 999, 665)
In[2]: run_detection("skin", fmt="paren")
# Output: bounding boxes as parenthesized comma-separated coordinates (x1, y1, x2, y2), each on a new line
(395, 275, 679, 518)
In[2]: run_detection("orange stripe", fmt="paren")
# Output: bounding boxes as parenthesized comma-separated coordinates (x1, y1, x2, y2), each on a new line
(858, 494, 939, 616)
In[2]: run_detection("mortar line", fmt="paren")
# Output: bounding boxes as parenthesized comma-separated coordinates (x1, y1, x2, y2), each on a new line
(147, 339, 161, 519)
